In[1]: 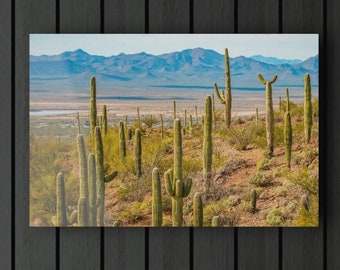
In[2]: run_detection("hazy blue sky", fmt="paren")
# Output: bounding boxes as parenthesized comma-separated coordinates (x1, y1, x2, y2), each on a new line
(30, 34, 318, 60)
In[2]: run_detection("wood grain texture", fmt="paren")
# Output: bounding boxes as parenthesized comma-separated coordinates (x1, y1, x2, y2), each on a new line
(59, 229, 101, 269)
(0, 0, 12, 268)
(149, 0, 190, 33)
(103, 2, 146, 269)
(192, 2, 235, 269)
(104, 228, 145, 270)
(149, 228, 190, 270)
(327, 1, 340, 268)
(104, 0, 145, 33)
(238, 229, 279, 270)
(15, 0, 56, 269)
(60, 0, 101, 33)
(59, 1, 101, 269)
(282, 1, 324, 269)
(237, 1, 280, 269)
(238, 0, 279, 33)
(193, 228, 234, 270)
(193, 0, 234, 33)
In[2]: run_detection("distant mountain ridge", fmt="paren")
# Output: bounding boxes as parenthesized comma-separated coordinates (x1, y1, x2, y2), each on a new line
(30, 48, 318, 92)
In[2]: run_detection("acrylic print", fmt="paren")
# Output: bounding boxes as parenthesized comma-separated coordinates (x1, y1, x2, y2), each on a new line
(30, 34, 319, 227)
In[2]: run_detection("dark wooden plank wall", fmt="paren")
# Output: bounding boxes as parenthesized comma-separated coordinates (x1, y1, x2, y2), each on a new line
(2, 0, 337, 269)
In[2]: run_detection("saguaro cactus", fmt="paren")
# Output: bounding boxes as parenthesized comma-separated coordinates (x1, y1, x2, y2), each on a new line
(214, 48, 232, 128)
(78, 197, 89, 226)
(77, 134, 89, 202)
(137, 107, 141, 129)
(304, 73, 313, 143)
(250, 189, 257, 214)
(284, 89, 292, 169)
(77, 134, 89, 224)
(56, 172, 67, 226)
(95, 127, 118, 226)
(135, 128, 142, 178)
(193, 192, 203, 227)
(258, 73, 278, 156)
(152, 167, 162, 226)
(119, 121, 126, 159)
(101, 105, 107, 135)
(203, 95, 213, 177)
(195, 105, 198, 125)
(255, 108, 259, 126)
(88, 153, 97, 226)
(76, 111, 81, 134)
(164, 118, 192, 227)
(90, 76, 97, 150)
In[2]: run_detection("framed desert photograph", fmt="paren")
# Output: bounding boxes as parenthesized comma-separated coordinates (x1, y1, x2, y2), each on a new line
(29, 34, 319, 227)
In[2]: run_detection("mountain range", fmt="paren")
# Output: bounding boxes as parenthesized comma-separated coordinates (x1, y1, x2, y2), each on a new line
(30, 48, 318, 92)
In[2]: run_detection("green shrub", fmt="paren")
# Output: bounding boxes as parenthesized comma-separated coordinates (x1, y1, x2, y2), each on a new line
(249, 171, 273, 187)
(226, 124, 256, 150)
(266, 209, 284, 226)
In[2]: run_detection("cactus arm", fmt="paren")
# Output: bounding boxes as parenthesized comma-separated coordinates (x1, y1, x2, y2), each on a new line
(164, 170, 175, 197)
(257, 73, 267, 85)
(182, 178, 192, 198)
(269, 74, 278, 84)
(104, 171, 118, 183)
(213, 83, 226, 104)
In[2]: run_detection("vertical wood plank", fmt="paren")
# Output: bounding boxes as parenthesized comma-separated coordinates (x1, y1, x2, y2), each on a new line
(0, 0, 12, 268)
(60, 0, 101, 33)
(327, 0, 340, 269)
(237, 1, 280, 269)
(105, 228, 145, 270)
(15, 0, 56, 269)
(193, 0, 234, 33)
(238, 0, 279, 33)
(103, 1, 146, 269)
(149, 0, 190, 33)
(282, 1, 324, 269)
(149, 228, 190, 270)
(192, 1, 235, 269)
(104, 0, 145, 33)
(148, 1, 190, 269)
(59, 1, 101, 269)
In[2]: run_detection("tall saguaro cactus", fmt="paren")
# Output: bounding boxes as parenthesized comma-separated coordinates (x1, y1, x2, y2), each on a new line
(95, 126, 118, 226)
(214, 48, 232, 128)
(250, 189, 257, 214)
(164, 118, 192, 227)
(304, 73, 313, 143)
(88, 153, 97, 226)
(135, 128, 142, 178)
(101, 105, 107, 135)
(90, 76, 97, 150)
(258, 73, 278, 156)
(193, 192, 203, 227)
(152, 167, 162, 226)
(56, 172, 67, 226)
(77, 134, 89, 223)
(284, 88, 293, 169)
(203, 95, 213, 177)
(119, 121, 126, 159)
